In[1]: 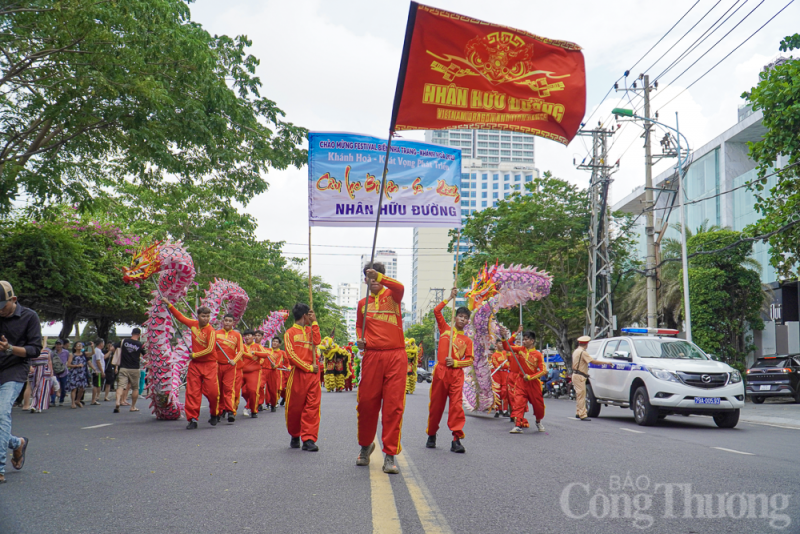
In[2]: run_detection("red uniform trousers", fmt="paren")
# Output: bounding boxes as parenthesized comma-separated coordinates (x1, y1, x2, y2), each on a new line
(285, 369, 321, 442)
(493, 370, 510, 412)
(217, 363, 238, 414)
(426, 363, 466, 439)
(241, 369, 261, 412)
(509, 373, 545, 428)
(233, 367, 244, 411)
(260, 369, 279, 407)
(357, 347, 407, 455)
(184, 360, 220, 421)
(279, 370, 289, 400)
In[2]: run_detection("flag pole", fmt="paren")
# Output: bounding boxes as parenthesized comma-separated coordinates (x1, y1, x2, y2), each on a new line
(308, 226, 314, 309)
(447, 230, 461, 365)
(360, 132, 394, 351)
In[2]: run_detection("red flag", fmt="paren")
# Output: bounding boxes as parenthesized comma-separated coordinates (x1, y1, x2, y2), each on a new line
(390, 3, 586, 145)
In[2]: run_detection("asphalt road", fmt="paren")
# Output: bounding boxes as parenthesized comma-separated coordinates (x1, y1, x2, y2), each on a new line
(2, 383, 798, 534)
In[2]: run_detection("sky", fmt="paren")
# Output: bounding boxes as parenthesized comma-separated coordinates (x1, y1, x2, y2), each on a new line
(187, 0, 800, 296)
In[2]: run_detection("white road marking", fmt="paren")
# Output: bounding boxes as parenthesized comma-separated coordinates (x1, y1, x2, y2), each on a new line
(620, 428, 644, 434)
(713, 447, 754, 456)
(742, 421, 800, 431)
(81, 423, 113, 430)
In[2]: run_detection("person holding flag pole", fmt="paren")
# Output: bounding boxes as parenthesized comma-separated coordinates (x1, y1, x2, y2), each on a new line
(500, 325, 547, 434)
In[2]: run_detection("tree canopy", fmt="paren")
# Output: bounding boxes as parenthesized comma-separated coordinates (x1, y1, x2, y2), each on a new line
(741, 33, 800, 278)
(0, 0, 306, 213)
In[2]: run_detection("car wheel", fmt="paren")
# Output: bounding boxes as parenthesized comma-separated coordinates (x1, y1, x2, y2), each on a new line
(426, 377, 432, 383)
(713, 409, 740, 429)
(586, 383, 601, 418)
(751, 396, 765, 404)
(417, 376, 424, 383)
(633, 386, 658, 426)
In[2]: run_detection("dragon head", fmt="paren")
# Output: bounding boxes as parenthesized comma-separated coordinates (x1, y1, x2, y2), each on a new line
(122, 242, 162, 283)
(465, 261, 499, 311)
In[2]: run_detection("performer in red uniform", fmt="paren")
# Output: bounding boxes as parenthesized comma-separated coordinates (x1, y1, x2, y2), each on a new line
(502, 326, 546, 434)
(284, 304, 321, 451)
(242, 330, 269, 418)
(259, 339, 280, 413)
(491, 339, 511, 418)
(163, 300, 219, 429)
(272, 337, 289, 406)
(426, 288, 473, 453)
(215, 314, 245, 423)
(356, 263, 406, 474)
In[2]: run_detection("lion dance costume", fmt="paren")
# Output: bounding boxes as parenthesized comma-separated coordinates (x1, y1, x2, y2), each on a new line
(405, 338, 419, 394)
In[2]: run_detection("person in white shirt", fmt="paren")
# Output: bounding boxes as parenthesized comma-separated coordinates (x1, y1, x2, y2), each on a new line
(90, 339, 106, 405)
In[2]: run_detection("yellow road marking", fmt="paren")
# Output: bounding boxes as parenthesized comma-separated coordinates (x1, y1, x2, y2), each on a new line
(369, 439, 401, 533)
(397, 453, 454, 534)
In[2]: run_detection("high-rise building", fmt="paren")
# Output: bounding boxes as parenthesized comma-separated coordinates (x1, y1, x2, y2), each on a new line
(336, 283, 360, 342)
(359, 249, 398, 299)
(411, 129, 539, 323)
(336, 282, 360, 309)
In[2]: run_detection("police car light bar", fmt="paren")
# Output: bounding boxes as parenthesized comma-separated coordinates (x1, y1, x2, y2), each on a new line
(620, 328, 680, 336)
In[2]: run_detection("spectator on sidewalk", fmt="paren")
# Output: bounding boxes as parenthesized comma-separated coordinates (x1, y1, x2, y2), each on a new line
(114, 328, 145, 414)
(103, 341, 117, 402)
(29, 340, 53, 413)
(50, 340, 70, 406)
(0, 280, 40, 484)
(67, 342, 88, 409)
(89, 339, 105, 405)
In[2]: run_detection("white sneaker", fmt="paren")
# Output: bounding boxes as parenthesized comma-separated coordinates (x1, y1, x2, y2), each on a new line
(509, 426, 523, 434)
(243, 408, 251, 417)
(536, 421, 545, 432)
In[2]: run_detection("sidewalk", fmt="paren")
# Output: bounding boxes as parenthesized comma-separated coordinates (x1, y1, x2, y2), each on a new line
(740, 398, 800, 429)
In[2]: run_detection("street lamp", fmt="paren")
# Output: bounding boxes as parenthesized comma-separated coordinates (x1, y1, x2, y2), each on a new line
(612, 108, 693, 342)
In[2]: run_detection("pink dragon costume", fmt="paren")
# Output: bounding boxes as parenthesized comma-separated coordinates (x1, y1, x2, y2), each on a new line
(122, 241, 249, 420)
(462, 262, 552, 412)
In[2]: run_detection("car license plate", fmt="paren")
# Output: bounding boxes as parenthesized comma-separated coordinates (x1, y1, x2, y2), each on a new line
(694, 397, 721, 405)
(759, 385, 771, 391)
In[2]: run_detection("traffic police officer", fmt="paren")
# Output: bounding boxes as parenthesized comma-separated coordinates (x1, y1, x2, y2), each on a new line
(572, 335, 605, 421)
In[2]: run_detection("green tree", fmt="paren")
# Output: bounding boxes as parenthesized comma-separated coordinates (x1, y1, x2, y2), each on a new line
(685, 229, 765, 369)
(741, 34, 800, 278)
(0, 210, 151, 340)
(456, 173, 633, 366)
(0, 0, 306, 213)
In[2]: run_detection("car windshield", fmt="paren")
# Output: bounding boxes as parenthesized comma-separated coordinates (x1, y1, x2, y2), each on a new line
(751, 358, 790, 368)
(633, 339, 710, 360)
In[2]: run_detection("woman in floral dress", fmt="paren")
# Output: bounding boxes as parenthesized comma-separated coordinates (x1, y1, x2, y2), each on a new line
(67, 342, 88, 408)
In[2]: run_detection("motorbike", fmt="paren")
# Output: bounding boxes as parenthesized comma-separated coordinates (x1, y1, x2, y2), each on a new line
(543, 377, 568, 399)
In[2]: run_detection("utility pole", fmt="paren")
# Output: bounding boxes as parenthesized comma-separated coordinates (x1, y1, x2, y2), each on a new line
(577, 124, 616, 338)
(431, 288, 445, 366)
(642, 74, 657, 328)
(618, 74, 657, 328)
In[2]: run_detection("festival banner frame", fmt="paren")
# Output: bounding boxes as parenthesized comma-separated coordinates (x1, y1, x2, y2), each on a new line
(308, 131, 462, 228)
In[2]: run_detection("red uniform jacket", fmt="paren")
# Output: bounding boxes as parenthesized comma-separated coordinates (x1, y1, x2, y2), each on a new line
(216, 328, 245, 366)
(271, 349, 287, 370)
(167, 305, 216, 362)
(433, 301, 474, 368)
(356, 274, 405, 350)
(283, 323, 321, 373)
(491, 351, 509, 371)
(244, 342, 270, 373)
(503, 335, 546, 381)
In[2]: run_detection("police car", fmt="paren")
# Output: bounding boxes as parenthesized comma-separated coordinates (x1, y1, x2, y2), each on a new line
(583, 328, 745, 428)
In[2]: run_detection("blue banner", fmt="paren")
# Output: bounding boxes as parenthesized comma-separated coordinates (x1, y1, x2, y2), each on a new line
(308, 132, 462, 228)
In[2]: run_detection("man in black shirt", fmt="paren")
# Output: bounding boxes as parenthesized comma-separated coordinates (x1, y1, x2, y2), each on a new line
(0, 281, 41, 483)
(114, 328, 146, 413)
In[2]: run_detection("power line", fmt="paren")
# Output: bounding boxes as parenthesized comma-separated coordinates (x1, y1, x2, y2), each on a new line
(652, 0, 750, 82)
(656, 0, 767, 91)
(655, 0, 795, 110)
(641, 0, 724, 75)
(628, 0, 703, 72)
